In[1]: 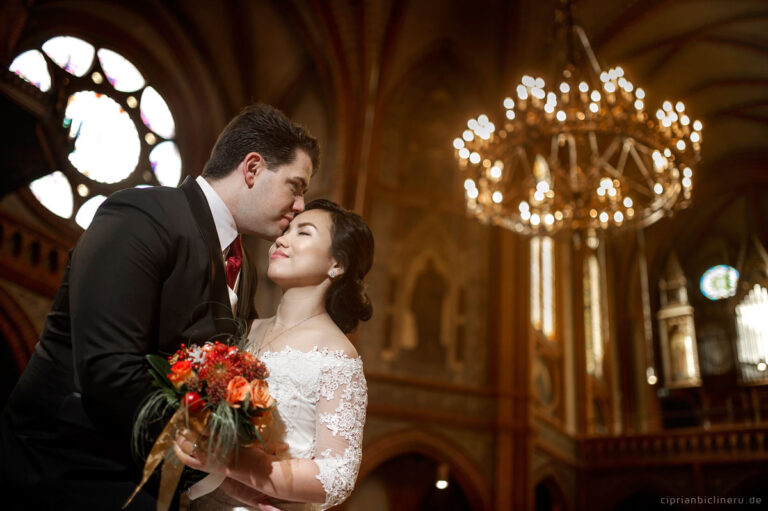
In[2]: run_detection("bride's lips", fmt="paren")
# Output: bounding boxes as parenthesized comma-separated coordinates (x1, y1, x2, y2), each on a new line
(270, 250, 288, 260)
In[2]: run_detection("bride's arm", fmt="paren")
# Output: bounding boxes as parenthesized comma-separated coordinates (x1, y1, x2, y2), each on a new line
(175, 356, 367, 507)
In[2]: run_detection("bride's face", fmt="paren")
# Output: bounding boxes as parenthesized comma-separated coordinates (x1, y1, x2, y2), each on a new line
(267, 208, 340, 288)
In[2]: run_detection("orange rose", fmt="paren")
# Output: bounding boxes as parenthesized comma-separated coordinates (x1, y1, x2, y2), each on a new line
(226, 376, 250, 407)
(249, 379, 275, 410)
(167, 360, 194, 389)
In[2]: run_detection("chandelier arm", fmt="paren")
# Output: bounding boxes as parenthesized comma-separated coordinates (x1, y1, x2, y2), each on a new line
(574, 25, 603, 77)
(628, 144, 656, 191)
(616, 140, 631, 177)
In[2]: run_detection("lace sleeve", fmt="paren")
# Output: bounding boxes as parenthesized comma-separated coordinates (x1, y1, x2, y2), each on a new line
(313, 355, 367, 509)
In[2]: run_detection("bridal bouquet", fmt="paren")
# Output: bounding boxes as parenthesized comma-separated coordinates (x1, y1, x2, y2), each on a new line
(125, 341, 275, 510)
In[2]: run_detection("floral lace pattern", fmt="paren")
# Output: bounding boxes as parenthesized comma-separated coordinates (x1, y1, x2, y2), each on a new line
(259, 346, 367, 510)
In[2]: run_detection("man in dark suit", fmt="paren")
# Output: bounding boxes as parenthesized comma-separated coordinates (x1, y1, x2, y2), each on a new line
(0, 104, 319, 509)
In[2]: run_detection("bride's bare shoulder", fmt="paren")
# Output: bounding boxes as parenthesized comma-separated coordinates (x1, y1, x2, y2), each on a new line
(303, 322, 358, 359)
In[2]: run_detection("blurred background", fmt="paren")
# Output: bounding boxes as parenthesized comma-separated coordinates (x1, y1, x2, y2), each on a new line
(1, 0, 767, 509)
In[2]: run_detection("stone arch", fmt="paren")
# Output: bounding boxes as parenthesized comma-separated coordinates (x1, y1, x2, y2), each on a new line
(359, 428, 490, 510)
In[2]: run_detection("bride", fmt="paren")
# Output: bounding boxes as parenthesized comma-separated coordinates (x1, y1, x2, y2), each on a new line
(174, 198, 374, 510)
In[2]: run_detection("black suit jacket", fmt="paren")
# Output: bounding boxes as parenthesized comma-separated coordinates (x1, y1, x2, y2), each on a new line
(0, 177, 257, 510)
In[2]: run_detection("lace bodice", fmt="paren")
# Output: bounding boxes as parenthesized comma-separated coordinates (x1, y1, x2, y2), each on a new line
(192, 345, 367, 510)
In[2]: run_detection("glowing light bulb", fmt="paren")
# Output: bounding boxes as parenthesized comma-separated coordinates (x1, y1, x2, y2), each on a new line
(599, 212, 609, 223)
(663, 101, 673, 111)
(492, 191, 503, 203)
(579, 81, 589, 93)
(634, 99, 644, 110)
(614, 211, 624, 223)
(436, 480, 448, 490)
(623, 197, 633, 208)
(458, 148, 469, 159)
(469, 152, 481, 164)
(589, 103, 599, 113)
(693, 120, 703, 131)
(506, 110, 516, 120)
(490, 166, 502, 179)
(690, 132, 700, 143)
(675, 101, 685, 112)
(503, 97, 515, 109)
(530, 213, 541, 226)
(681, 115, 690, 126)
(560, 82, 570, 93)
(676, 140, 686, 150)
(683, 167, 692, 178)
(635, 88, 645, 99)
(463, 130, 474, 141)
(682, 176, 692, 188)
(517, 85, 528, 100)
(556, 110, 566, 121)
(544, 214, 555, 225)
(590, 90, 601, 102)
(453, 138, 464, 149)
(464, 179, 475, 191)
(467, 187, 478, 199)
(654, 183, 663, 194)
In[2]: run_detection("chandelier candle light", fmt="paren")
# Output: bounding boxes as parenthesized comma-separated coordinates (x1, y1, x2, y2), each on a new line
(453, 25, 702, 235)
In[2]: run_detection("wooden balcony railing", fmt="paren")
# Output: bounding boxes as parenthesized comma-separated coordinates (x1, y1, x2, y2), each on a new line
(579, 424, 768, 467)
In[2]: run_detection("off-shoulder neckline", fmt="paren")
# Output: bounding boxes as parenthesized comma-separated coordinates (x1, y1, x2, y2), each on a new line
(253, 344, 362, 361)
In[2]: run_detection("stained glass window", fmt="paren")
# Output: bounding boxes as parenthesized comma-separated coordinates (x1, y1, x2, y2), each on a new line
(8, 36, 181, 229)
(531, 236, 555, 338)
(41, 36, 95, 77)
(735, 284, 768, 384)
(9, 50, 51, 91)
(29, 171, 73, 218)
(97, 48, 145, 92)
(65, 91, 141, 183)
(585, 253, 604, 378)
(700, 265, 739, 300)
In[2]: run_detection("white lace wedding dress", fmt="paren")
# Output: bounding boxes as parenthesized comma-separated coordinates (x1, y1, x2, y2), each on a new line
(191, 346, 367, 510)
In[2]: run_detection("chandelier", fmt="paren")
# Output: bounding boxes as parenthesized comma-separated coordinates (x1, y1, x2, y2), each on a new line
(452, 12, 701, 235)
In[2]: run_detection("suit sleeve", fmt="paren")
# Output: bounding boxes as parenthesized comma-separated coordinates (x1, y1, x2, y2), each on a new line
(69, 192, 172, 440)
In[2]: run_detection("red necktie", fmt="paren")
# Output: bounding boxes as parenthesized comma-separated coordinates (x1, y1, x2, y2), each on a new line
(226, 236, 242, 289)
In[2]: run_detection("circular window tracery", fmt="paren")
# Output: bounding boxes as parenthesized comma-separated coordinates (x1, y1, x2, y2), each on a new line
(8, 35, 182, 230)
(700, 265, 739, 301)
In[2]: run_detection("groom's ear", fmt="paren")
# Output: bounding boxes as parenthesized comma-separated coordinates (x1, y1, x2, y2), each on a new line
(242, 152, 265, 186)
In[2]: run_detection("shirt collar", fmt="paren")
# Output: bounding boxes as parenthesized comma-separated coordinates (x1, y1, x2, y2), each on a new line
(195, 175, 238, 253)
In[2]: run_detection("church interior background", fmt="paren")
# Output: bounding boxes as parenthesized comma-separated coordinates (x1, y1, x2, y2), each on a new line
(1, 0, 768, 509)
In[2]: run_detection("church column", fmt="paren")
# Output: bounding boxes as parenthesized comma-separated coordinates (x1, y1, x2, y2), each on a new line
(493, 229, 531, 510)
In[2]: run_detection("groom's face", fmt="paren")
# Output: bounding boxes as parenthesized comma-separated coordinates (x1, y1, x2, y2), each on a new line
(242, 149, 313, 240)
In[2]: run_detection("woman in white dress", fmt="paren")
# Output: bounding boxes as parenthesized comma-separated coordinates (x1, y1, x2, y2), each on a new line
(174, 198, 373, 510)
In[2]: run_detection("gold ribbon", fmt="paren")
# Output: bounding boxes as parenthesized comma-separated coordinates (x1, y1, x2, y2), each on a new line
(124, 407, 210, 511)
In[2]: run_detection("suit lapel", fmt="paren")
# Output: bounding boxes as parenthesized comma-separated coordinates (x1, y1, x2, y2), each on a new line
(180, 176, 236, 337)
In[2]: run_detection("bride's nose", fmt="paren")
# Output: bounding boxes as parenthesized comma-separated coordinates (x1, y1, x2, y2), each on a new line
(274, 235, 288, 248)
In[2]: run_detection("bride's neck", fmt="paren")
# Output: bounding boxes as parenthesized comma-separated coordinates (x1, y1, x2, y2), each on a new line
(274, 287, 326, 326)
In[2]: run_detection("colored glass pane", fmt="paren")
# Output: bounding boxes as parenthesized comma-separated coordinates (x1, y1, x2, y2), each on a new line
(700, 265, 739, 300)
(29, 171, 73, 218)
(140, 86, 175, 138)
(65, 91, 140, 183)
(97, 48, 145, 92)
(9, 50, 51, 91)
(149, 141, 181, 186)
(75, 195, 107, 229)
(42, 36, 94, 77)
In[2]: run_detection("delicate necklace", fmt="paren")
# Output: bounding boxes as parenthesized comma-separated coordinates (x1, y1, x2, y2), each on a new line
(257, 311, 324, 355)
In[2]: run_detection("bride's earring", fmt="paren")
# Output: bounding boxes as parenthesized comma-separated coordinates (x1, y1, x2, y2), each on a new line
(329, 270, 336, 279)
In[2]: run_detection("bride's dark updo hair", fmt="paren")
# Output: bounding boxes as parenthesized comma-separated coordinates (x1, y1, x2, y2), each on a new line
(305, 199, 374, 333)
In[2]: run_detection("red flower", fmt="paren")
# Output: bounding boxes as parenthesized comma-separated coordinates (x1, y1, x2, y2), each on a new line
(167, 360, 194, 389)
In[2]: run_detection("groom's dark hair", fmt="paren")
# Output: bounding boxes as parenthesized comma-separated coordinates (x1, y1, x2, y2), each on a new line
(202, 103, 319, 179)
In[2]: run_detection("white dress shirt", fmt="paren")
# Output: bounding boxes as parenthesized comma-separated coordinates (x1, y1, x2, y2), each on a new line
(195, 175, 240, 311)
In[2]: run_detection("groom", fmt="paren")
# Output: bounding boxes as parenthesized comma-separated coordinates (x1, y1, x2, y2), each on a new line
(0, 104, 318, 509)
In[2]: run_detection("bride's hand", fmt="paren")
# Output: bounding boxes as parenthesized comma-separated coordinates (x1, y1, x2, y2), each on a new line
(173, 428, 278, 477)
(173, 428, 222, 474)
